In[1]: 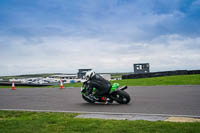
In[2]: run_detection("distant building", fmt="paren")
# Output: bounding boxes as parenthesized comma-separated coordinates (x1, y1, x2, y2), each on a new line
(77, 69, 92, 79)
(134, 63, 150, 74)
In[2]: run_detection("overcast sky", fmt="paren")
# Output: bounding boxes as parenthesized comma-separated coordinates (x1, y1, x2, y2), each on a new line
(0, 0, 200, 76)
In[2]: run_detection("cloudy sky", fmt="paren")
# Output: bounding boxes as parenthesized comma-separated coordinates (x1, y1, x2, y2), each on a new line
(0, 0, 200, 76)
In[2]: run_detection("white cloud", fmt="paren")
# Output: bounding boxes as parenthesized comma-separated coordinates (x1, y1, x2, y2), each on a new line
(1, 1, 200, 76)
(0, 34, 200, 76)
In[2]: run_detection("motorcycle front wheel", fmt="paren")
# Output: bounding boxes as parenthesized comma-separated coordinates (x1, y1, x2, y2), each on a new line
(82, 94, 95, 104)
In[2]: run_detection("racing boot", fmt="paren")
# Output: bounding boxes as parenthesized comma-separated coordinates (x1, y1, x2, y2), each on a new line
(105, 98, 113, 104)
(88, 94, 98, 101)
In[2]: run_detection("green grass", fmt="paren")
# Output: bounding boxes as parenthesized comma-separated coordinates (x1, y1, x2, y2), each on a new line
(0, 85, 49, 89)
(55, 82, 83, 88)
(60, 74, 200, 87)
(0, 110, 200, 133)
(1, 74, 200, 88)
(111, 74, 200, 86)
(0, 83, 82, 88)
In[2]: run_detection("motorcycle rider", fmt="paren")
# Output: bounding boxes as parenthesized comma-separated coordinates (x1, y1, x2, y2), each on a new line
(85, 70, 111, 102)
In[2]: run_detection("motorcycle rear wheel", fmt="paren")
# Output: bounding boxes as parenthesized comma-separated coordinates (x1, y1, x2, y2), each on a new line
(113, 90, 131, 104)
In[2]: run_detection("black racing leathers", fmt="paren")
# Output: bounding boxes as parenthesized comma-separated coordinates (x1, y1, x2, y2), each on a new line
(87, 74, 111, 98)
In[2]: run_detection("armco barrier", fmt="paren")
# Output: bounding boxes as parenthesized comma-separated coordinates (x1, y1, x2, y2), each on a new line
(122, 70, 200, 79)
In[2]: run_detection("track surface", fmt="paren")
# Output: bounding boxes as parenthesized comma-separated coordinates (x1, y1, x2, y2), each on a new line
(0, 86, 200, 116)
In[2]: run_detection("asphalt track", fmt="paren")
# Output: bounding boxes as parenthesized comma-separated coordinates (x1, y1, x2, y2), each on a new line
(0, 85, 200, 116)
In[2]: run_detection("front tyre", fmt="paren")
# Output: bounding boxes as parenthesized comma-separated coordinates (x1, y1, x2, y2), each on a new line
(113, 90, 131, 104)
(82, 94, 95, 104)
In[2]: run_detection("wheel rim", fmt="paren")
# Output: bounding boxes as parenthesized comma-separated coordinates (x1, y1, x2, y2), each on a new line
(116, 94, 126, 103)
(113, 91, 130, 104)
(122, 97, 127, 102)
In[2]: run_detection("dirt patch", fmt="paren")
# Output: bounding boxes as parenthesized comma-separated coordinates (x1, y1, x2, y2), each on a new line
(165, 117, 200, 122)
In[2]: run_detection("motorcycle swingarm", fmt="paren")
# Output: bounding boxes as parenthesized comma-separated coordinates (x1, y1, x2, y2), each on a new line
(119, 86, 128, 90)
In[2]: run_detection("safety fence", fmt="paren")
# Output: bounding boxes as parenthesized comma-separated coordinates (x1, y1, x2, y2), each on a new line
(122, 70, 200, 79)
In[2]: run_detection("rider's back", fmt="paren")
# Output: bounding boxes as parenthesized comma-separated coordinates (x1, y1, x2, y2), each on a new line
(91, 74, 111, 89)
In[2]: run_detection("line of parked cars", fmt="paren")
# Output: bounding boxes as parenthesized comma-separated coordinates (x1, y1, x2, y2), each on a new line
(9, 77, 85, 85)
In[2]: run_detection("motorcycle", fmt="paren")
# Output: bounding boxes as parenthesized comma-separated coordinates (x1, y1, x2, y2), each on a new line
(81, 81, 131, 104)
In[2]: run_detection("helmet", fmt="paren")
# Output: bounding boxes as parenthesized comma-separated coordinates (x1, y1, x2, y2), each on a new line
(85, 70, 95, 80)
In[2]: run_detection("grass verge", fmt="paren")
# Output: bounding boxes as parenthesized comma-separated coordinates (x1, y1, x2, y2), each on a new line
(0, 110, 200, 133)
(111, 74, 200, 86)
(54, 74, 200, 87)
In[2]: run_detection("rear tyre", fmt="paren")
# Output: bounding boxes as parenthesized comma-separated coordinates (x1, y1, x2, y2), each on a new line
(113, 90, 131, 104)
(82, 95, 95, 104)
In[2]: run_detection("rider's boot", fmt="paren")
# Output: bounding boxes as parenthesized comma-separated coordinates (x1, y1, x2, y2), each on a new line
(88, 94, 98, 101)
(105, 98, 113, 104)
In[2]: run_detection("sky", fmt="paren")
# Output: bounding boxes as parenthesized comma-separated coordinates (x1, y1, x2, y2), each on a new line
(0, 0, 200, 76)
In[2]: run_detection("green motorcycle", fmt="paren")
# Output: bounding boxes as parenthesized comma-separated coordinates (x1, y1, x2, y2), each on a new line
(81, 81, 131, 104)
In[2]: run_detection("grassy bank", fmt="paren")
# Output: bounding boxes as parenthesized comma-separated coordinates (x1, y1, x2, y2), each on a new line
(63, 74, 200, 87)
(111, 74, 200, 86)
(1, 74, 200, 88)
(0, 111, 200, 133)
(0, 83, 83, 88)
